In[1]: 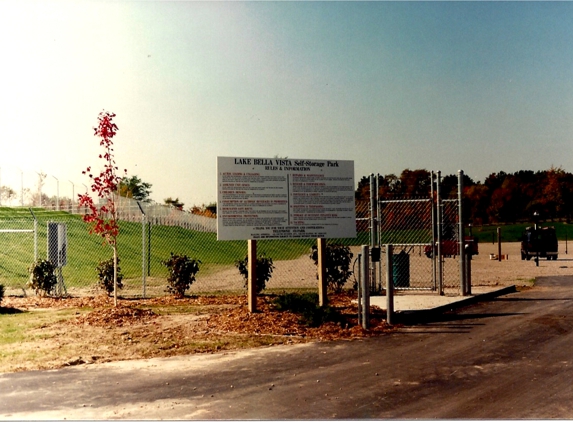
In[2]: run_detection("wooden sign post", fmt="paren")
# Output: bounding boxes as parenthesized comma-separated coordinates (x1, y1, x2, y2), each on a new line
(248, 239, 257, 312)
(317, 238, 327, 307)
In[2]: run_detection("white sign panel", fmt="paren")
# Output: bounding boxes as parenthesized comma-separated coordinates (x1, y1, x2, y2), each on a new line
(217, 157, 356, 240)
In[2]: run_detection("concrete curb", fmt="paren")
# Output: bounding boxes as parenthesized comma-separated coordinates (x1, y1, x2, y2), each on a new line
(396, 285, 518, 324)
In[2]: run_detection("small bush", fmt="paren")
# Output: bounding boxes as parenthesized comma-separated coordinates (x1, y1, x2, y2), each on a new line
(310, 244, 353, 293)
(96, 257, 124, 296)
(235, 254, 275, 294)
(273, 292, 345, 327)
(162, 253, 201, 298)
(28, 259, 58, 296)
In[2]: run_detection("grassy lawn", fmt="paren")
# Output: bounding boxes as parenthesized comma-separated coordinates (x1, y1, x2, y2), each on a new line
(471, 221, 573, 243)
(0, 208, 364, 292)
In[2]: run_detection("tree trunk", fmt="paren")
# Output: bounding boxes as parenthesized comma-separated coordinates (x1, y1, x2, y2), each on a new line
(113, 245, 118, 307)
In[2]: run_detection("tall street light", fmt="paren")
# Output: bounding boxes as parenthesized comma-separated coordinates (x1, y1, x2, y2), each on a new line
(69, 180, 75, 212)
(53, 175, 59, 211)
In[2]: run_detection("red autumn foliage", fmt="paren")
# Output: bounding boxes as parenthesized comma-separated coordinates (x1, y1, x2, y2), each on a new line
(78, 111, 126, 246)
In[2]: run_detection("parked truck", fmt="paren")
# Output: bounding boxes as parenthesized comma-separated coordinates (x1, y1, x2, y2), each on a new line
(521, 226, 558, 261)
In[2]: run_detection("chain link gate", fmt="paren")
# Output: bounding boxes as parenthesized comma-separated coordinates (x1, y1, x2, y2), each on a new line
(367, 171, 468, 295)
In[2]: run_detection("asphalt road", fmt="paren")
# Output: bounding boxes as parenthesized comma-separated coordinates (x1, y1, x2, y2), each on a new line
(2, 275, 573, 419)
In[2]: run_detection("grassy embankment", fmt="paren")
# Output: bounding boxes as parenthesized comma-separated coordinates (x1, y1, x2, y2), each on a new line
(0, 207, 369, 291)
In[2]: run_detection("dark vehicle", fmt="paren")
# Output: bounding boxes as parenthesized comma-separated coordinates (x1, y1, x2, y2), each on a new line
(521, 226, 558, 261)
(424, 236, 479, 258)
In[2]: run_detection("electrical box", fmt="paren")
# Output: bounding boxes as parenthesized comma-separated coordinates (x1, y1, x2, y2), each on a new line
(47, 223, 67, 267)
(370, 246, 381, 262)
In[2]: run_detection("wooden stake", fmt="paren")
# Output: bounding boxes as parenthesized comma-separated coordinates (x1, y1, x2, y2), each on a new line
(317, 238, 327, 306)
(248, 239, 257, 312)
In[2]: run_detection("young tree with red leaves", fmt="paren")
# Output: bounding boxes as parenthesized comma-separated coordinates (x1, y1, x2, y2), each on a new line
(78, 111, 126, 306)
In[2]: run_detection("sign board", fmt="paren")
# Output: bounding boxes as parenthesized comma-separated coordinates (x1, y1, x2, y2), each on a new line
(217, 157, 356, 240)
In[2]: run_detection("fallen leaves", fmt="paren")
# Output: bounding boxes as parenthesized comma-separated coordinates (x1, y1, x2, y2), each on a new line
(1, 291, 395, 372)
(71, 305, 158, 327)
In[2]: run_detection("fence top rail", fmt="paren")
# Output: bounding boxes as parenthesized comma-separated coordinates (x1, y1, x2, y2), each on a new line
(0, 229, 34, 233)
(381, 243, 432, 248)
(379, 198, 431, 204)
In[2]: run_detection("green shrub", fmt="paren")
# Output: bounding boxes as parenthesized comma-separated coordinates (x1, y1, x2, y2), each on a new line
(27, 259, 58, 296)
(235, 254, 274, 294)
(162, 253, 201, 298)
(272, 292, 345, 327)
(96, 257, 124, 296)
(309, 244, 353, 293)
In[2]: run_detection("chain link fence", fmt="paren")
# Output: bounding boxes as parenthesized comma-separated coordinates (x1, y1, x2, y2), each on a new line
(0, 166, 466, 298)
(377, 198, 435, 291)
(1, 199, 371, 298)
(365, 171, 466, 295)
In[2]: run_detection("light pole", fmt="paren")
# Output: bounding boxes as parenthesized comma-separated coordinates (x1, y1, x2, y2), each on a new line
(69, 180, 75, 212)
(533, 211, 540, 267)
(20, 169, 24, 207)
(52, 175, 59, 211)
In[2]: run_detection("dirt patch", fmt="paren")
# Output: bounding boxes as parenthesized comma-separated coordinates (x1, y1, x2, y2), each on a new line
(0, 292, 391, 373)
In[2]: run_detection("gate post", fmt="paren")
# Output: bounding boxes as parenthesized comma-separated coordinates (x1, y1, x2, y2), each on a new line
(436, 171, 443, 295)
(386, 244, 394, 325)
(369, 174, 378, 292)
(458, 170, 467, 295)
(430, 172, 437, 291)
(361, 245, 370, 329)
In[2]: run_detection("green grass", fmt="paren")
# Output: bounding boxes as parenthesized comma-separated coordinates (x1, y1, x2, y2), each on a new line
(0, 208, 364, 291)
(0, 308, 79, 346)
(470, 221, 573, 243)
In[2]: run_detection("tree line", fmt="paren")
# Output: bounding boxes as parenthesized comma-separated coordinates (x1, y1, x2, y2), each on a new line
(117, 167, 573, 225)
(355, 167, 573, 225)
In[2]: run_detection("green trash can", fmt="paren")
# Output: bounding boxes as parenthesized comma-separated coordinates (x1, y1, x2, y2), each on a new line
(393, 251, 410, 288)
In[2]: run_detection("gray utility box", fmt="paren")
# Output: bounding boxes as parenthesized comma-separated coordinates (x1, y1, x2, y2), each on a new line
(47, 223, 67, 267)
(393, 251, 410, 288)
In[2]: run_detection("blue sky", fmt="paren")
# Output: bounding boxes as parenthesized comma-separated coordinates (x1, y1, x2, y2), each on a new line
(1, 1, 573, 207)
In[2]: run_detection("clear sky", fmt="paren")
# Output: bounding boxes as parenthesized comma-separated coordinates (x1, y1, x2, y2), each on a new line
(1, 1, 573, 207)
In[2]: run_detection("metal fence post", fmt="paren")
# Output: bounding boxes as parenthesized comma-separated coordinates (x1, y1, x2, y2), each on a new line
(436, 171, 443, 295)
(361, 245, 370, 329)
(29, 208, 38, 262)
(357, 252, 362, 326)
(369, 174, 378, 293)
(137, 201, 147, 298)
(458, 170, 467, 295)
(430, 171, 437, 290)
(386, 244, 394, 325)
(465, 247, 472, 296)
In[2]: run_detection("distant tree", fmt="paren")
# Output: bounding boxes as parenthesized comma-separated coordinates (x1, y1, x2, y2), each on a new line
(356, 167, 573, 226)
(540, 166, 566, 221)
(33, 172, 47, 207)
(399, 169, 431, 197)
(465, 184, 489, 225)
(118, 175, 152, 202)
(191, 202, 216, 218)
(164, 197, 184, 210)
(0, 186, 16, 204)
